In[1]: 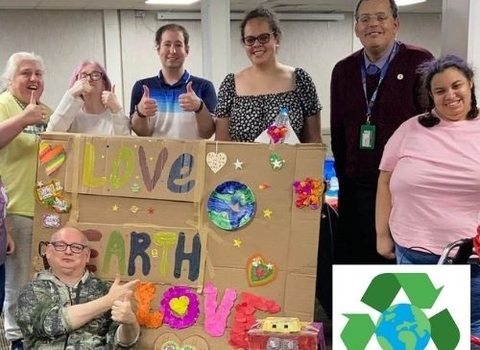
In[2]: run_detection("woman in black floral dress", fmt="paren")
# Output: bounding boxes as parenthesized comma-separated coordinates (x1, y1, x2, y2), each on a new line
(214, 7, 322, 143)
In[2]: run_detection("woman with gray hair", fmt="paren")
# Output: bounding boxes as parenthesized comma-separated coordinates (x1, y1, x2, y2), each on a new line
(0, 51, 52, 350)
(47, 60, 130, 135)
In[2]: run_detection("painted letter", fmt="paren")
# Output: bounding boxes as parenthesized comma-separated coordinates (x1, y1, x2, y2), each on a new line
(138, 146, 168, 192)
(152, 232, 178, 277)
(110, 146, 134, 189)
(102, 230, 126, 275)
(167, 153, 195, 193)
(82, 142, 106, 187)
(128, 232, 151, 276)
(174, 232, 201, 281)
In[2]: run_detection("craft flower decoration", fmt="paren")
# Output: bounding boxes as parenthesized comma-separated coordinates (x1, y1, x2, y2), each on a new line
(160, 286, 200, 329)
(267, 124, 288, 144)
(292, 178, 323, 209)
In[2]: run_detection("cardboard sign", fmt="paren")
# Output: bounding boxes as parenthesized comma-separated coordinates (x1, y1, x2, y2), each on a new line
(33, 133, 325, 349)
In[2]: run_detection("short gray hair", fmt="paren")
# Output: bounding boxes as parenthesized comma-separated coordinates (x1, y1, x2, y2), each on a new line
(0, 51, 45, 92)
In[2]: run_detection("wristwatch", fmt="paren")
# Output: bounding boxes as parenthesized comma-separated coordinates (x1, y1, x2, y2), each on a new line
(135, 104, 147, 118)
(194, 100, 204, 114)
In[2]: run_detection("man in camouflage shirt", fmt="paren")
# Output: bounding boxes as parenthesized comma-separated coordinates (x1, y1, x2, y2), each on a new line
(15, 227, 140, 349)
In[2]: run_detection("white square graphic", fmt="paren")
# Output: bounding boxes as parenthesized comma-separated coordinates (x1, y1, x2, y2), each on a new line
(332, 265, 471, 350)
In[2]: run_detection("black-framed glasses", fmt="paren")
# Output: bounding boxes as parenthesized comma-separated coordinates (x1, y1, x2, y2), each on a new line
(243, 31, 275, 46)
(49, 241, 88, 254)
(79, 71, 103, 81)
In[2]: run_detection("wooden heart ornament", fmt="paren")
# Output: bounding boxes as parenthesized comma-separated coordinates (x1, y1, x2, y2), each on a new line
(154, 333, 210, 350)
(38, 141, 66, 176)
(206, 152, 227, 173)
(246, 253, 278, 287)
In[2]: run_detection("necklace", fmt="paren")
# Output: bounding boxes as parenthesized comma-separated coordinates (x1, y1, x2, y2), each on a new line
(9, 90, 28, 110)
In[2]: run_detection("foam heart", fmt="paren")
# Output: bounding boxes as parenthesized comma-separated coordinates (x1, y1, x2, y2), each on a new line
(169, 296, 190, 316)
(38, 141, 66, 176)
(246, 254, 278, 287)
(206, 152, 227, 173)
(154, 333, 210, 350)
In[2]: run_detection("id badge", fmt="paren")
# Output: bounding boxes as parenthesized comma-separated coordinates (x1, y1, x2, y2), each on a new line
(359, 124, 376, 150)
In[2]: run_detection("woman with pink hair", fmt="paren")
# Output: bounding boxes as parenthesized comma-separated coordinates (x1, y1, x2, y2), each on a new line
(47, 60, 130, 135)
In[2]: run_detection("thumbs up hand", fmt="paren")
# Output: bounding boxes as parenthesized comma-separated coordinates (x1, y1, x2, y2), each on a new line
(22, 90, 47, 126)
(178, 81, 202, 113)
(111, 290, 137, 324)
(136, 85, 157, 117)
(109, 276, 139, 324)
(101, 84, 122, 113)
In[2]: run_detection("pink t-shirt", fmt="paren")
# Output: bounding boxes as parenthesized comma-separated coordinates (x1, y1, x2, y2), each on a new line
(380, 113, 480, 255)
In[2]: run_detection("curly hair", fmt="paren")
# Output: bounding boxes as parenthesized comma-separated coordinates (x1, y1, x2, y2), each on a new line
(417, 54, 478, 127)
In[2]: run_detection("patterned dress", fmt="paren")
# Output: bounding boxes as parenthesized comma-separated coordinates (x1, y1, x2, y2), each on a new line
(215, 68, 321, 142)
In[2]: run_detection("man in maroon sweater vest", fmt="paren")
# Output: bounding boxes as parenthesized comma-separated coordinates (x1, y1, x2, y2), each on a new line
(330, 0, 433, 264)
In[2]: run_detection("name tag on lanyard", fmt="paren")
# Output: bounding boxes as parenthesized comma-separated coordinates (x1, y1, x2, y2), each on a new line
(359, 123, 376, 150)
(359, 42, 399, 151)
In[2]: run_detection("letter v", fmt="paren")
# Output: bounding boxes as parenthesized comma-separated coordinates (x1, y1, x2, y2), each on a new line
(204, 282, 237, 337)
(138, 146, 168, 192)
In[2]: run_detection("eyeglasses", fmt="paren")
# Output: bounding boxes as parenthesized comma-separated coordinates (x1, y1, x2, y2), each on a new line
(357, 13, 390, 24)
(243, 32, 275, 46)
(79, 71, 103, 81)
(49, 241, 88, 254)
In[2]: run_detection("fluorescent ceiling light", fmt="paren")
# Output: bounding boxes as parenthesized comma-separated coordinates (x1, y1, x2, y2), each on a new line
(157, 11, 345, 21)
(146, 0, 200, 4)
(395, 0, 427, 6)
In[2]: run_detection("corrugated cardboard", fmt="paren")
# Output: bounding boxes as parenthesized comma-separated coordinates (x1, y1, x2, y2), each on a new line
(32, 132, 325, 349)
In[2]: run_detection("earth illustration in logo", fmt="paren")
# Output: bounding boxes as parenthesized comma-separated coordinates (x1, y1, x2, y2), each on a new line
(376, 303, 431, 350)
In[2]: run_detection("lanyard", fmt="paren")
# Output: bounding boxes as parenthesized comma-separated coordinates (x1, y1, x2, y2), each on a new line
(361, 42, 399, 122)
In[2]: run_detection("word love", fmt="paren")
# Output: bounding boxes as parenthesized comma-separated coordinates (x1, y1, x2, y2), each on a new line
(82, 142, 195, 194)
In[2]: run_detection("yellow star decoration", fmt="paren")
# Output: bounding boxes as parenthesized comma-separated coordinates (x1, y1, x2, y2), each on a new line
(112, 204, 119, 212)
(263, 209, 273, 218)
(233, 239, 242, 248)
(130, 205, 139, 213)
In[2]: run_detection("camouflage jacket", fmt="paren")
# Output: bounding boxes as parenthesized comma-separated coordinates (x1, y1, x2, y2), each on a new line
(16, 269, 137, 349)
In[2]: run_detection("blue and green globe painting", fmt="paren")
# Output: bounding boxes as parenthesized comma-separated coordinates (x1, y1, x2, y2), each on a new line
(207, 181, 256, 231)
(376, 303, 431, 350)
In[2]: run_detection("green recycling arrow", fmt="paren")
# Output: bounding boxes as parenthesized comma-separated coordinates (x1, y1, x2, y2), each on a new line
(361, 273, 442, 312)
(430, 309, 460, 350)
(341, 314, 376, 350)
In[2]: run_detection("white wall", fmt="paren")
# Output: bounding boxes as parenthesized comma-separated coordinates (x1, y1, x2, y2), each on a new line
(0, 9, 441, 138)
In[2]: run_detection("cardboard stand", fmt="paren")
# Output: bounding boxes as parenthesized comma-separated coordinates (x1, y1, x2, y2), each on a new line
(33, 133, 325, 349)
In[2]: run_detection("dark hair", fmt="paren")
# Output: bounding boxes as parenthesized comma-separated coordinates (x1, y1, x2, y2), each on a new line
(155, 23, 190, 47)
(240, 7, 282, 43)
(417, 54, 478, 127)
(354, 0, 399, 22)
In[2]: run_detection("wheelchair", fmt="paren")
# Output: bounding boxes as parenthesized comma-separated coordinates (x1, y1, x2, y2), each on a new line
(437, 238, 480, 349)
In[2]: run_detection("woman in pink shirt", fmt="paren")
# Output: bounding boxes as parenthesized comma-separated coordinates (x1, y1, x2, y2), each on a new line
(376, 54, 480, 336)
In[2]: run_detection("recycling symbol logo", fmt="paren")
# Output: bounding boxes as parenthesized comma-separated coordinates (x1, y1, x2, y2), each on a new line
(341, 273, 460, 350)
